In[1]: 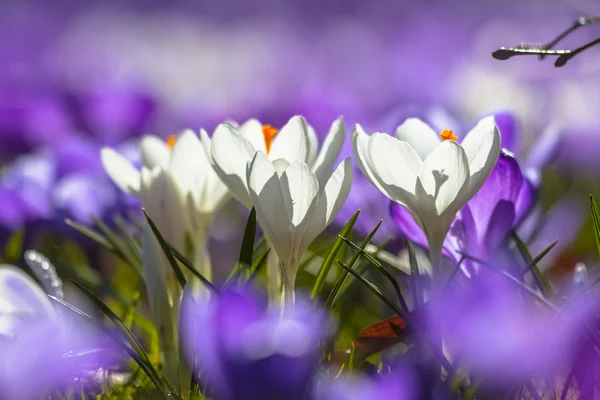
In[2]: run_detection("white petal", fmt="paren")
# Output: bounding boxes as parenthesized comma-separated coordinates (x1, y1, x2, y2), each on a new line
(199, 128, 212, 159)
(311, 117, 345, 189)
(351, 124, 387, 193)
(394, 118, 440, 160)
(367, 133, 422, 205)
(306, 123, 319, 167)
(101, 147, 141, 195)
(246, 152, 292, 264)
(169, 130, 204, 195)
(139, 168, 188, 250)
(0, 265, 56, 337)
(239, 119, 266, 152)
(460, 116, 502, 197)
(210, 124, 256, 208)
(140, 136, 171, 169)
(416, 141, 469, 216)
(280, 161, 319, 227)
(300, 158, 353, 253)
(268, 115, 310, 163)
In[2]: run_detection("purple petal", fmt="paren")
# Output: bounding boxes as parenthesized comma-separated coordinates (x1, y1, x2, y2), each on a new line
(390, 202, 455, 261)
(51, 174, 118, 225)
(54, 136, 103, 177)
(466, 151, 526, 242)
(0, 187, 26, 229)
(491, 112, 519, 155)
(483, 200, 515, 252)
(525, 124, 562, 171)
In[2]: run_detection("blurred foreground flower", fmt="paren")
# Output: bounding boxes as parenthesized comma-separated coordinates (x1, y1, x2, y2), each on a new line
(0, 264, 116, 399)
(102, 130, 229, 387)
(433, 269, 597, 386)
(182, 287, 330, 400)
(353, 116, 500, 270)
(392, 151, 535, 276)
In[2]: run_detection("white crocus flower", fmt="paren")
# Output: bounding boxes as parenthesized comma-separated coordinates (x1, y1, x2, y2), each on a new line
(247, 151, 352, 306)
(353, 116, 501, 270)
(101, 130, 228, 390)
(200, 115, 345, 208)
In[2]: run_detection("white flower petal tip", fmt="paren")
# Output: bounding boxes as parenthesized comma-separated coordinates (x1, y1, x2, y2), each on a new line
(101, 147, 141, 195)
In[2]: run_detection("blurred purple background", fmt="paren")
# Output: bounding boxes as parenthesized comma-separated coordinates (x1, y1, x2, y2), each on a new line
(2, 0, 600, 265)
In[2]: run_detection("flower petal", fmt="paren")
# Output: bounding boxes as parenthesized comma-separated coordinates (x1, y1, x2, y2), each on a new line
(524, 123, 561, 171)
(394, 118, 440, 160)
(311, 117, 345, 189)
(280, 161, 320, 265)
(352, 124, 385, 193)
(367, 132, 422, 206)
(100, 147, 141, 195)
(246, 152, 292, 264)
(239, 119, 266, 152)
(210, 124, 256, 208)
(460, 116, 501, 198)
(416, 141, 469, 216)
(268, 116, 310, 164)
(0, 265, 56, 337)
(483, 200, 516, 252)
(300, 158, 353, 253)
(306, 124, 319, 167)
(140, 135, 171, 169)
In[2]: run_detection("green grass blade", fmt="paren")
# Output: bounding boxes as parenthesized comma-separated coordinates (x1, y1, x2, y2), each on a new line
(511, 230, 553, 297)
(93, 217, 143, 275)
(224, 208, 257, 285)
(338, 236, 409, 312)
(168, 244, 220, 294)
(406, 240, 423, 308)
(248, 248, 271, 283)
(69, 280, 174, 397)
(143, 210, 186, 289)
(65, 219, 114, 251)
(590, 195, 600, 259)
(311, 210, 360, 298)
(4, 228, 24, 262)
(325, 220, 381, 309)
(520, 240, 558, 277)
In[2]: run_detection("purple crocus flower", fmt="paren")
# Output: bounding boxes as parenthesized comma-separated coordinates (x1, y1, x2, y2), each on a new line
(181, 288, 330, 400)
(0, 264, 118, 399)
(430, 268, 596, 385)
(391, 149, 535, 274)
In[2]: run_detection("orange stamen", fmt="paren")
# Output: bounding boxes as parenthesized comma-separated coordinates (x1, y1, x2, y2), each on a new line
(166, 135, 177, 148)
(262, 124, 279, 154)
(440, 129, 458, 142)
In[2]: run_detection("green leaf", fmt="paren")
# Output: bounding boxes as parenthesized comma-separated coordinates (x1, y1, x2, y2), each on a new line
(325, 220, 381, 309)
(238, 207, 256, 268)
(93, 217, 143, 276)
(311, 210, 360, 298)
(338, 236, 409, 312)
(511, 230, 553, 297)
(590, 194, 600, 259)
(4, 227, 24, 262)
(248, 248, 271, 283)
(69, 280, 176, 398)
(520, 240, 558, 277)
(65, 219, 114, 251)
(143, 210, 186, 289)
(406, 240, 423, 308)
(168, 243, 220, 295)
(224, 208, 257, 285)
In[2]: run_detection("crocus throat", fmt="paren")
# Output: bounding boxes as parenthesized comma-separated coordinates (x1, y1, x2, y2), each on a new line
(440, 129, 458, 142)
(262, 124, 279, 154)
(166, 135, 177, 148)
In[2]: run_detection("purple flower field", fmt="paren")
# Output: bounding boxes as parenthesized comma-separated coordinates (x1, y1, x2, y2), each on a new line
(2, 0, 600, 398)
